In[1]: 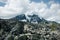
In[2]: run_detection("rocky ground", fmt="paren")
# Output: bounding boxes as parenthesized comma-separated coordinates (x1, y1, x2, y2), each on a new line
(0, 19, 60, 40)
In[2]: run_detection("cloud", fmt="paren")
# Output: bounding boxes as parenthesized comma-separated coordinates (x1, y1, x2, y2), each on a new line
(44, 3, 60, 22)
(26, 1, 60, 23)
(0, 0, 30, 19)
(0, 0, 60, 23)
(0, 0, 7, 3)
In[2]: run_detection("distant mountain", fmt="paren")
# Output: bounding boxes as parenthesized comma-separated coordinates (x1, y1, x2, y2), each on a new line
(11, 14, 27, 22)
(27, 14, 42, 23)
(10, 14, 48, 24)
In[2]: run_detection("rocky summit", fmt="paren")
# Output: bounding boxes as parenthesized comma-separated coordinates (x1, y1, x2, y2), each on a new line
(0, 14, 60, 40)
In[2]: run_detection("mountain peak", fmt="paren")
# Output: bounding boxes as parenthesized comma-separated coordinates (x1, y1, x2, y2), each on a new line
(11, 14, 47, 24)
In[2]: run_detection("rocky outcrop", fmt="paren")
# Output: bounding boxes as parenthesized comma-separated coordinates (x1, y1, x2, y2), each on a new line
(0, 19, 60, 40)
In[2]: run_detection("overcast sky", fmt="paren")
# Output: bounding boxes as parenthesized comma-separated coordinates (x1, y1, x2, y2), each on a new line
(0, 0, 60, 23)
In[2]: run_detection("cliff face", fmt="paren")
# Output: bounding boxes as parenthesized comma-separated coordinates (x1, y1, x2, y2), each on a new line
(0, 19, 60, 40)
